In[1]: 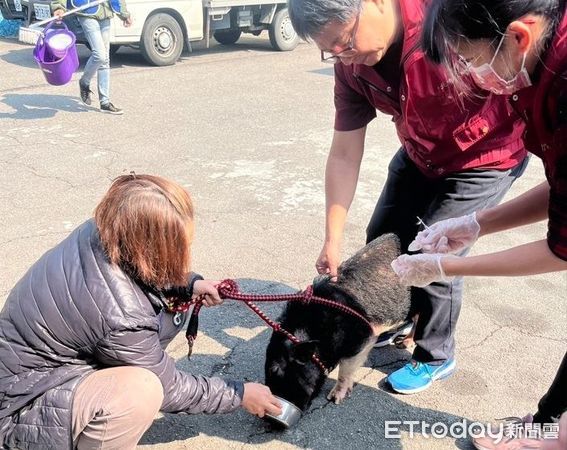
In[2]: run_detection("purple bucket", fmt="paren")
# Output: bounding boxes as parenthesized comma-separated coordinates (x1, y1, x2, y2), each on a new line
(33, 21, 79, 86)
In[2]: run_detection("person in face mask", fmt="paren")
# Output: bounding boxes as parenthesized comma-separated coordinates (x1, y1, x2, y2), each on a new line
(462, 32, 533, 96)
(391, 0, 567, 448)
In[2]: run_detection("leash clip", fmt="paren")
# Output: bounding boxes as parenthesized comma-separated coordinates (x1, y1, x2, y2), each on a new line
(173, 312, 183, 326)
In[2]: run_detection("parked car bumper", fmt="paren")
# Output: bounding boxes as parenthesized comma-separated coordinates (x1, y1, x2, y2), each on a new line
(0, 0, 25, 20)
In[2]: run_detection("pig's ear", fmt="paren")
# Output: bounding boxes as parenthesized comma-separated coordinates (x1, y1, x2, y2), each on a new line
(290, 340, 319, 364)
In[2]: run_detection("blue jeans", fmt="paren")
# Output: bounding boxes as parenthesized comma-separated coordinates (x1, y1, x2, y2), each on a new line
(78, 16, 111, 105)
(366, 149, 529, 365)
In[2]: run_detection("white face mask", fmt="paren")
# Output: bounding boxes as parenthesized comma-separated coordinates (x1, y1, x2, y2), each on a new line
(467, 34, 532, 95)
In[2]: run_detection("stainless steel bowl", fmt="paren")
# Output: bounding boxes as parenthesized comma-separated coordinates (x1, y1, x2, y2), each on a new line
(264, 396, 302, 428)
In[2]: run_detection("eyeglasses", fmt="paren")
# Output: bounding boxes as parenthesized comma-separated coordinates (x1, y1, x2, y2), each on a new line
(320, 11, 360, 64)
(456, 55, 472, 72)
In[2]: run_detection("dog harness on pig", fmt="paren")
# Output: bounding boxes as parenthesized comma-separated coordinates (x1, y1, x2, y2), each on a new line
(184, 279, 374, 374)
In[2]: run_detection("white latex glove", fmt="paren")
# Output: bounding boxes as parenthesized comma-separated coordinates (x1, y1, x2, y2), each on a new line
(408, 213, 480, 254)
(391, 254, 455, 287)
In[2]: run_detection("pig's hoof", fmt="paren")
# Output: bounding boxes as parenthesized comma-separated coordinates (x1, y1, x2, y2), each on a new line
(395, 336, 415, 350)
(327, 381, 353, 404)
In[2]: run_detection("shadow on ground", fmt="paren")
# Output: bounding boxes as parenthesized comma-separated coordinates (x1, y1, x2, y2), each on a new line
(0, 44, 152, 70)
(140, 278, 474, 449)
(0, 93, 89, 119)
(0, 34, 282, 70)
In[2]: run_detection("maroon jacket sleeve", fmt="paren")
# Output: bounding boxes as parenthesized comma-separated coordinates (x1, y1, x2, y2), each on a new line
(334, 63, 377, 131)
(544, 73, 567, 261)
(547, 178, 567, 261)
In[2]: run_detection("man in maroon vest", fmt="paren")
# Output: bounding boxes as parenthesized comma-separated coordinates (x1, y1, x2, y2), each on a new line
(288, 0, 530, 393)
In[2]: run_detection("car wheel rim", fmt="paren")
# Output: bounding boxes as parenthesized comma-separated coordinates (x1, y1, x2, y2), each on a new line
(153, 26, 175, 56)
(280, 17, 296, 42)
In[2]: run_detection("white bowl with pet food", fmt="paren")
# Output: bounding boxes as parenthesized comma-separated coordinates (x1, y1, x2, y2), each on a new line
(265, 396, 302, 428)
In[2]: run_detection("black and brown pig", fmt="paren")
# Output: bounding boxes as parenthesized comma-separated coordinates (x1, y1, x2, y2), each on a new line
(264, 233, 411, 411)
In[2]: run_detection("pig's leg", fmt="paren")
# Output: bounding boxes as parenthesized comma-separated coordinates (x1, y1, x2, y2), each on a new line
(327, 338, 376, 404)
(395, 314, 418, 350)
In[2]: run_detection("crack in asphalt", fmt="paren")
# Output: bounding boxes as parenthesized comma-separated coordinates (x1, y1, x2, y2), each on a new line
(0, 134, 25, 146)
(210, 358, 235, 378)
(209, 339, 238, 378)
(1, 135, 122, 192)
(102, 153, 120, 179)
(470, 300, 566, 345)
(303, 398, 333, 417)
(461, 325, 505, 351)
(508, 330, 566, 344)
(462, 322, 566, 351)
(2, 159, 77, 189)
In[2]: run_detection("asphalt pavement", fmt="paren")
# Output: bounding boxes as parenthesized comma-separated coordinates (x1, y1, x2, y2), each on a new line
(0, 34, 565, 450)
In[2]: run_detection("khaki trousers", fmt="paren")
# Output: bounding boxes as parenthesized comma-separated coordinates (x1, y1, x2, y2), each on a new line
(72, 367, 164, 450)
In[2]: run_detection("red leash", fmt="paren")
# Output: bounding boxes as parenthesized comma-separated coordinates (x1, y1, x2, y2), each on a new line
(184, 279, 373, 374)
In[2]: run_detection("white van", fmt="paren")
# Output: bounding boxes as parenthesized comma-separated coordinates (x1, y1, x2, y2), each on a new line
(18, 0, 299, 65)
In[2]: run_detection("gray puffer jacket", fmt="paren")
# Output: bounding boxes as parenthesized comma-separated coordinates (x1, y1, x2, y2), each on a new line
(0, 220, 243, 449)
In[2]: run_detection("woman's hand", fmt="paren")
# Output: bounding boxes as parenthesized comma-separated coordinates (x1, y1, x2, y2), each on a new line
(391, 253, 455, 287)
(53, 9, 64, 19)
(241, 383, 282, 418)
(122, 17, 132, 27)
(192, 279, 223, 307)
(408, 213, 480, 254)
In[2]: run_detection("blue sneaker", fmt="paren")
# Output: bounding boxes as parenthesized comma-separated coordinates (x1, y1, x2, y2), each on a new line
(387, 359, 456, 394)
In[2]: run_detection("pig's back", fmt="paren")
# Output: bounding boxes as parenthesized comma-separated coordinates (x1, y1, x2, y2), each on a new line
(335, 234, 411, 325)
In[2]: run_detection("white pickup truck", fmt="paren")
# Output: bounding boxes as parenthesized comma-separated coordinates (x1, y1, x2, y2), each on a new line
(14, 0, 299, 65)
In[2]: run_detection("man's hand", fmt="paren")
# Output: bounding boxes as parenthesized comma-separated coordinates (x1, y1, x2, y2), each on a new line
(241, 383, 282, 418)
(408, 213, 481, 254)
(192, 279, 222, 307)
(315, 241, 340, 279)
(122, 17, 132, 27)
(391, 253, 455, 287)
(53, 9, 64, 19)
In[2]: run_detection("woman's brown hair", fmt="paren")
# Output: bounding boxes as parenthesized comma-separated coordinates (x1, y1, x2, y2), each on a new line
(95, 174, 194, 289)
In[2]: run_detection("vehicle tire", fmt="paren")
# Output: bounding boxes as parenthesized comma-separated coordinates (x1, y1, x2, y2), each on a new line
(109, 44, 121, 56)
(140, 13, 183, 66)
(268, 7, 299, 51)
(213, 29, 241, 45)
